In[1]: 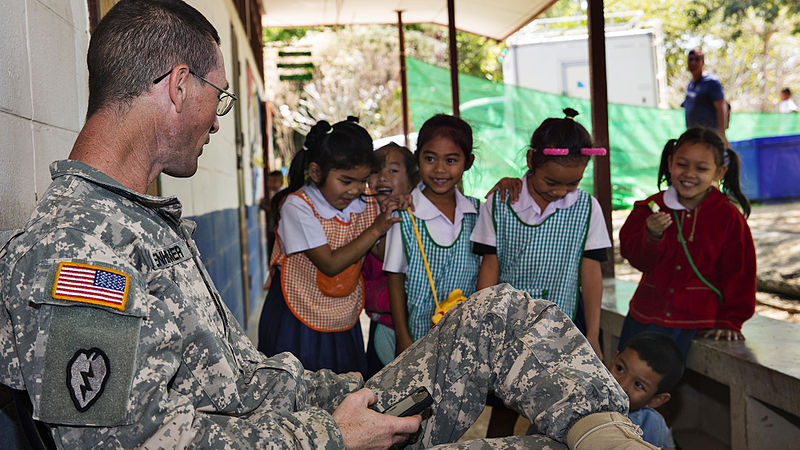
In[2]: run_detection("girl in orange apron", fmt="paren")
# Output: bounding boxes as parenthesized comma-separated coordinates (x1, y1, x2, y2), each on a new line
(258, 118, 403, 374)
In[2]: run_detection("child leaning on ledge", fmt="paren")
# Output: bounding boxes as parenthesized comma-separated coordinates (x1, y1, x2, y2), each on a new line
(608, 332, 685, 449)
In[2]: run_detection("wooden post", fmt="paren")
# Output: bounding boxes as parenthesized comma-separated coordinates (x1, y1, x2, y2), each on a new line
(587, 0, 615, 277)
(397, 11, 410, 147)
(447, 0, 459, 117)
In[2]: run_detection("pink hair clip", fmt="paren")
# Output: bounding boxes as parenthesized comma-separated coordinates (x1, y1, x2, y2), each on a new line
(543, 148, 569, 155)
(580, 148, 607, 156)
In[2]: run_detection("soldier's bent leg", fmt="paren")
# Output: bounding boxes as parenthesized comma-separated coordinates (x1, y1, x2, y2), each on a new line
(365, 284, 628, 448)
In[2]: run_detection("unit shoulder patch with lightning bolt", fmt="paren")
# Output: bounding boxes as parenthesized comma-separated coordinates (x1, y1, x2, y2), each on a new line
(38, 300, 141, 426)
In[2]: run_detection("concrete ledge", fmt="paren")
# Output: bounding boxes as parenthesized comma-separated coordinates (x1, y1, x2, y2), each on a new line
(601, 278, 800, 449)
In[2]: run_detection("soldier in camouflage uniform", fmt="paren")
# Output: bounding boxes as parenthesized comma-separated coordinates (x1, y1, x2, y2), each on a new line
(0, 1, 658, 448)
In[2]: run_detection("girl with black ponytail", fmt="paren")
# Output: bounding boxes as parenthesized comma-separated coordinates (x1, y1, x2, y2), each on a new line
(259, 117, 404, 374)
(619, 126, 756, 357)
(472, 108, 612, 436)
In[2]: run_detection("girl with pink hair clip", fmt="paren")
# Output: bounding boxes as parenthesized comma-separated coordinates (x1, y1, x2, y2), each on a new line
(471, 108, 612, 436)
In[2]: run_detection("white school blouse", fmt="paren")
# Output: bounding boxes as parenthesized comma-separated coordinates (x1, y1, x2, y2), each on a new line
(277, 182, 368, 255)
(383, 183, 479, 274)
(469, 174, 611, 251)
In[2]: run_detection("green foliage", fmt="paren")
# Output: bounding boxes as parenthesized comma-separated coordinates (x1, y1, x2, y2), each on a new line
(263, 27, 308, 43)
(455, 33, 506, 82)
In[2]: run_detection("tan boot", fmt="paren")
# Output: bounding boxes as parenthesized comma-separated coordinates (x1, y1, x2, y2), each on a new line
(566, 411, 659, 449)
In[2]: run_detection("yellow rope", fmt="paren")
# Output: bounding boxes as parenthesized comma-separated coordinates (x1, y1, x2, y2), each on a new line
(408, 212, 440, 309)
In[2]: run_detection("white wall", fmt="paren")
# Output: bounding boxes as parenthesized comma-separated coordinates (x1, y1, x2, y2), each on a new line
(0, 0, 265, 227)
(0, 0, 89, 230)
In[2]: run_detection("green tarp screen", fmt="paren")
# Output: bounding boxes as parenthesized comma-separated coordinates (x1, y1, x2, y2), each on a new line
(406, 58, 800, 208)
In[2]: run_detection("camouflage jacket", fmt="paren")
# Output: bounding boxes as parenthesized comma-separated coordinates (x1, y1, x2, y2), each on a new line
(0, 160, 360, 448)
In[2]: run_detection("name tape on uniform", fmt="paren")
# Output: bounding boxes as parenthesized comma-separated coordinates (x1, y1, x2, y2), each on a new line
(148, 241, 191, 270)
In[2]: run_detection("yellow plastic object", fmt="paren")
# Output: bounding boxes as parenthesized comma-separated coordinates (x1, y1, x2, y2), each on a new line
(432, 289, 467, 324)
(408, 212, 469, 325)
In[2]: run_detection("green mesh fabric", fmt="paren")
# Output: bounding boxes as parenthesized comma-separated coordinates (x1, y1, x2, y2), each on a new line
(407, 57, 800, 208)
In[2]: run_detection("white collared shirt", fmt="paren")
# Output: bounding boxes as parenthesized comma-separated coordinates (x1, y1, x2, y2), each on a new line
(277, 183, 368, 255)
(383, 183, 479, 273)
(470, 174, 611, 251)
(662, 186, 690, 211)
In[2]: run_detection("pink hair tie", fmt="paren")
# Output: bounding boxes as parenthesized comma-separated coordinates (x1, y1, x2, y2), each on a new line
(581, 147, 607, 156)
(542, 148, 569, 155)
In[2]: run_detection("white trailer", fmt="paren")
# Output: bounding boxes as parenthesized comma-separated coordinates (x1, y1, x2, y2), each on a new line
(503, 13, 668, 108)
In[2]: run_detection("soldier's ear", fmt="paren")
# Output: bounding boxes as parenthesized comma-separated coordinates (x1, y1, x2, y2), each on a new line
(168, 65, 192, 113)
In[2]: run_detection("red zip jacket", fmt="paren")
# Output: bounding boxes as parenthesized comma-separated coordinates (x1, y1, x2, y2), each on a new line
(619, 188, 756, 331)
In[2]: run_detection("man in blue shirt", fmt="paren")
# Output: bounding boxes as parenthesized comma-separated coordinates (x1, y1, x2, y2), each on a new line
(683, 48, 728, 147)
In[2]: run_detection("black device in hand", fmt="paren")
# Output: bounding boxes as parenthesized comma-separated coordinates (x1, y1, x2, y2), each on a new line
(381, 387, 433, 417)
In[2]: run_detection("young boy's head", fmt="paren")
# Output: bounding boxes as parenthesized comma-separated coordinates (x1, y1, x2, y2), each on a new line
(267, 170, 284, 193)
(609, 332, 685, 412)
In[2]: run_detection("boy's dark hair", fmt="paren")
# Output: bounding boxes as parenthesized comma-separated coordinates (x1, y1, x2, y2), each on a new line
(268, 170, 283, 177)
(415, 114, 474, 170)
(622, 332, 685, 393)
(272, 117, 373, 219)
(657, 126, 751, 218)
(528, 108, 593, 169)
(87, 0, 220, 118)
(373, 142, 418, 187)
(782, 88, 792, 96)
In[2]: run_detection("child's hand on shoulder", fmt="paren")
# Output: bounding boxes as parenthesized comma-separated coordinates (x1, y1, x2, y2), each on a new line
(645, 212, 672, 238)
(702, 327, 745, 341)
(485, 177, 523, 204)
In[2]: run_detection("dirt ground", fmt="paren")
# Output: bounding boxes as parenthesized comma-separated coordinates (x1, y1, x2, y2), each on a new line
(611, 199, 800, 324)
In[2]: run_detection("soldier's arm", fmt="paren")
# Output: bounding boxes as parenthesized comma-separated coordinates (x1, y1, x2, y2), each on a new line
(2, 229, 356, 448)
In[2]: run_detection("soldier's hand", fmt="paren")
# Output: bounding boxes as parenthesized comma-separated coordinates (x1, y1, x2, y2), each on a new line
(645, 212, 672, 238)
(333, 388, 421, 449)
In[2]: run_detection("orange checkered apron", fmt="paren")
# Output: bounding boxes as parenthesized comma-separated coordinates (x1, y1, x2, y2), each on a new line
(271, 188, 378, 332)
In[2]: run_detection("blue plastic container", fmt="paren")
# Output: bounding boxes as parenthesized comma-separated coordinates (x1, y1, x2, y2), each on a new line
(729, 134, 800, 201)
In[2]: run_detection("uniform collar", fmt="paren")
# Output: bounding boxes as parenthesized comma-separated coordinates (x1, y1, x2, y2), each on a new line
(51, 160, 183, 218)
(512, 173, 579, 215)
(304, 182, 367, 220)
(411, 182, 477, 222)
(663, 186, 689, 211)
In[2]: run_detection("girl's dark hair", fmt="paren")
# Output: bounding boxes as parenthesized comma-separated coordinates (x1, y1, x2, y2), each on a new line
(415, 114, 474, 170)
(272, 117, 373, 218)
(657, 127, 750, 218)
(528, 108, 593, 169)
(373, 142, 418, 187)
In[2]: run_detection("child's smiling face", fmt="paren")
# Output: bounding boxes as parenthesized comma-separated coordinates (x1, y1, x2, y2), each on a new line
(525, 158, 586, 210)
(369, 148, 412, 203)
(417, 135, 468, 198)
(310, 164, 371, 210)
(668, 142, 726, 210)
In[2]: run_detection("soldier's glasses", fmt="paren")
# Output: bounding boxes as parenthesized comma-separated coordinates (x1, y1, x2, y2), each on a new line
(153, 69, 237, 116)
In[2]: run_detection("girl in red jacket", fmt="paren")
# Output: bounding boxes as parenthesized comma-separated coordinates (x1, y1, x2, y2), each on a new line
(618, 127, 755, 356)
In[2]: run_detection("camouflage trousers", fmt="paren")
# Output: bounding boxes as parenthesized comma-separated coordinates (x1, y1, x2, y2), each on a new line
(365, 283, 628, 448)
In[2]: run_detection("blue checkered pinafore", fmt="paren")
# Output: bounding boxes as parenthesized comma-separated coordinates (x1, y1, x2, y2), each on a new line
(493, 189, 591, 318)
(399, 197, 480, 341)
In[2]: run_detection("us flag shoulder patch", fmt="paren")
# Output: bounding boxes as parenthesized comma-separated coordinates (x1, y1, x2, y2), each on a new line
(52, 262, 129, 311)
